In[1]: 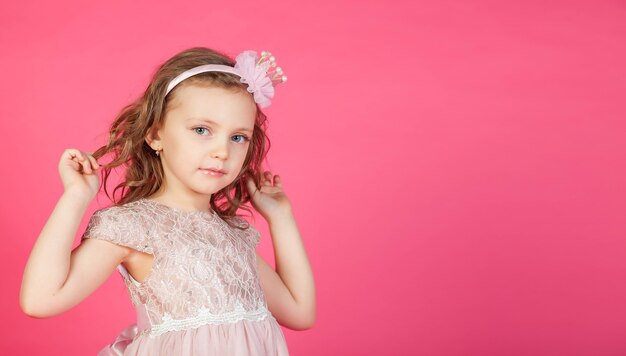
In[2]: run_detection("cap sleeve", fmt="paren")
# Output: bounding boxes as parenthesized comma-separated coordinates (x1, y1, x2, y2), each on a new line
(81, 207, 153, 254)
(230, 216, 261, 248)
(246, 224, 261, 247)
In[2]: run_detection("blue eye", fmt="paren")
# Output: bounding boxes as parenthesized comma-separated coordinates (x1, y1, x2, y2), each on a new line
(233, 135, 250, 144)
(194, 127, 209, 135)
(193, 127, 249, 144)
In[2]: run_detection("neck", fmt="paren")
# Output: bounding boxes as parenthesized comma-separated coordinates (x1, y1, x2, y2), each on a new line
(147, 185, 213, 213)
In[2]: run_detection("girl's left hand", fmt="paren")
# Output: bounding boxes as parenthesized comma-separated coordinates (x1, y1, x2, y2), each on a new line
(245, 171, 292, 221)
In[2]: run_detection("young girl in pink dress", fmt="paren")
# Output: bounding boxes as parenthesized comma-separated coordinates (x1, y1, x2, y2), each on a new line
(20, 47, 316, 355)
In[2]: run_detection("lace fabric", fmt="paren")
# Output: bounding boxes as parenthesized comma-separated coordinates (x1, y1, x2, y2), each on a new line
(81, 198, 266, 334)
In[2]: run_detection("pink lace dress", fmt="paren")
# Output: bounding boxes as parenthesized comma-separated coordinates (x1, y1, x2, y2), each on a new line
(81, 198, 289, 355)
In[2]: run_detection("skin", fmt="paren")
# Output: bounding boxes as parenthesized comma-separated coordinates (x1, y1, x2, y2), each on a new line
(20, 84, 316, 331)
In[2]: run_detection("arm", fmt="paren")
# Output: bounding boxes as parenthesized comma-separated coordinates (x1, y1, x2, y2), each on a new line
(19, 149, 131, 318)
(256, 211, 316, 330)
(245, 171, 316, 330)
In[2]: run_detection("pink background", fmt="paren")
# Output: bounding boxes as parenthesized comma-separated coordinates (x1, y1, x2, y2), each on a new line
(2, 0, 625, 355)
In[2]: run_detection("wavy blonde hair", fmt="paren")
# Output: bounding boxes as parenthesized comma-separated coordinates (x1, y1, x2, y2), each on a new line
(92, 47, 271, 229)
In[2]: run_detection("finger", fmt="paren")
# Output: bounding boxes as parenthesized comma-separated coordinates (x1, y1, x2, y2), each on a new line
(73, 150, 86, 162)
(274, 175, 283, 188)
(245, 177, 260, 196)
(61, 149, 87, 173)
(86, 154, 100, 170)
(67, 153, 82, 168)
(70, 152, 87, 171)
(69, 159, 80, 171)
(80, 157, 92, 174)
(76, 151, 98, 170)
(64, 148, 81, 160)
(267, 171, 276, 186)
(73, 152, 91, 174)
(260, 186, 280, 195)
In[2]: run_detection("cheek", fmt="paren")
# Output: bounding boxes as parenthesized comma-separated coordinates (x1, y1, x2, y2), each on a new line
(236, 145, 251, 163)
(231, 144, 248, 161)
(228, 147, 249, 172)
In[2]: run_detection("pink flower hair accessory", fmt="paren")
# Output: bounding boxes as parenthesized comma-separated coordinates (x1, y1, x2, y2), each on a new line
(165, 50, 287, 108)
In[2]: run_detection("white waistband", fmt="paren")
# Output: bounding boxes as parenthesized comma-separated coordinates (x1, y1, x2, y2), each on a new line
(148, 304, 272, 337)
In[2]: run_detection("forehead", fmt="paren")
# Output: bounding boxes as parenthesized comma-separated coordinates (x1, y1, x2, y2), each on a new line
(165, 84, 257, 129)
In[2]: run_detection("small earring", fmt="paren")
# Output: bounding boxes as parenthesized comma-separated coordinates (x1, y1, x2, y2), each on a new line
(155, 147, 161, 156)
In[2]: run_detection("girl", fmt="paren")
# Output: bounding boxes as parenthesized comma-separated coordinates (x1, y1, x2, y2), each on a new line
(20, 47, 316, 355)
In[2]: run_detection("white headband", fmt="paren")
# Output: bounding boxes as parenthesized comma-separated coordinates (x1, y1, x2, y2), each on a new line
(165, 50, 287, 108)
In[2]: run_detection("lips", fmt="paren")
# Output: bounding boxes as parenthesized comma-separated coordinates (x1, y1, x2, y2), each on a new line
(200, 167, 226, 175)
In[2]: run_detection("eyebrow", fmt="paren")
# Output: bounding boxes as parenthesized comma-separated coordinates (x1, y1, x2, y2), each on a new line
(187, 118, 254, 133)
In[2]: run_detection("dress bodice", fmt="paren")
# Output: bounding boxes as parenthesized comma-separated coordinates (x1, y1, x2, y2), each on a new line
(82, 199, 275, 339)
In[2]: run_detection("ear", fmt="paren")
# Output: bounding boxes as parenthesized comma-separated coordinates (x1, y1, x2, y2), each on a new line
(145, 125, 163, 150)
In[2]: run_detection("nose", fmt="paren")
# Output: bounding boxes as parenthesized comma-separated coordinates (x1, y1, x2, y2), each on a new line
(210, 136, 229, 160)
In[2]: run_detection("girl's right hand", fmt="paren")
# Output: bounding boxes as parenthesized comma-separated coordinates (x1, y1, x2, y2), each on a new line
(58, 148, 101, 199)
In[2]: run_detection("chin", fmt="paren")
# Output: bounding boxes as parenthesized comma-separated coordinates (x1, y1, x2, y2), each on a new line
(188, 182, 219, 195)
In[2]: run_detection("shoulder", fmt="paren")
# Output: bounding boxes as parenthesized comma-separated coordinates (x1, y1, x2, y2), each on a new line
(227, 215, 261, 247)
(228, 214, 250, 228)
(86, 200, 144, 229)
(82, 200, 153, 254)
(91, 199, 150, 222)
(87, 201, 144, 229)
